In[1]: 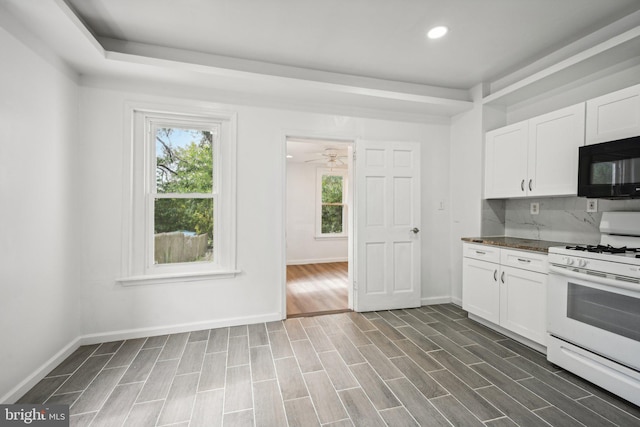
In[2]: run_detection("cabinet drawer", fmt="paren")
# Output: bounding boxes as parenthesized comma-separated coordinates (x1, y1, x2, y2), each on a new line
(500, 249, 548, 274)
(463, 243, 500, 263)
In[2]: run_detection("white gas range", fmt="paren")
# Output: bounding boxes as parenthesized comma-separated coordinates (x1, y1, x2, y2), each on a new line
(547, 212, 640, 407)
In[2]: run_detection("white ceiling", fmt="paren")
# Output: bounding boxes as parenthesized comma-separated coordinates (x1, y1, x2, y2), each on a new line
(2, 0, 640, 117)
(64, 0, 640, 89)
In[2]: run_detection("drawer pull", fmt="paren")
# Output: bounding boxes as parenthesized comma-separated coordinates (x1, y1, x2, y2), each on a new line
(475, 250, 486, 255)
(517, 258, 532, 263)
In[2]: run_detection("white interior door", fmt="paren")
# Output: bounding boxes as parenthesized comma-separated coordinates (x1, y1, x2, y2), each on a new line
(354, 140, 421, 311)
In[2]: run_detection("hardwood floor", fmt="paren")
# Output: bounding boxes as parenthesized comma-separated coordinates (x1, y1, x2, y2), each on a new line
(18, 304, 640, 426)
(286, 262, 348, 317)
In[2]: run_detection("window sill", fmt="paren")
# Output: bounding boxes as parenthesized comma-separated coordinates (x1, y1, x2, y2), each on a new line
(117, 270, 241, 286)
(314, 235, 348, 240)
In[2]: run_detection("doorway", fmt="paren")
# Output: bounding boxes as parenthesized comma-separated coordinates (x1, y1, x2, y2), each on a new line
(285, 137, 354, 317)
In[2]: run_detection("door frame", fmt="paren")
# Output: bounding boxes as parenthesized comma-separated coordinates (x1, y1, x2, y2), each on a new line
(280, 131, 356, 319)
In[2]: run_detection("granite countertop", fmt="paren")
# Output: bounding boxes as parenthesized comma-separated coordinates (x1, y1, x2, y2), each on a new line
(461, 236, 571, 253)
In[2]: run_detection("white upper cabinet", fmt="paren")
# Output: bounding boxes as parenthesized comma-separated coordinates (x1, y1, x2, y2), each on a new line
(485, 121, 528, 198)
(485, 103, 585, 199)
(528, 103, 585, 197)
(586, 83, 640, 145)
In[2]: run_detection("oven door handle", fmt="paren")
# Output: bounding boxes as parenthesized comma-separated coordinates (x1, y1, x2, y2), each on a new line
(549, 265, 640, 293)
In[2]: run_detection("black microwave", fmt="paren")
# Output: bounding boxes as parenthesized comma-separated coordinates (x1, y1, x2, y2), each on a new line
(578, 136, 640, 199)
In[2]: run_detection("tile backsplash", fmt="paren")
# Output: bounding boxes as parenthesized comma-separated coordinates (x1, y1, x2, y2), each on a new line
(503, 197, 640, 244)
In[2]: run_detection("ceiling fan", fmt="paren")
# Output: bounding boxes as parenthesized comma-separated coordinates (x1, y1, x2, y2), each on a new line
(305, 148, 347, 169)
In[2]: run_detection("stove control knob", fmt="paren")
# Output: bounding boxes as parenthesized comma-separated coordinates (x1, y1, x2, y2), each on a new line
(565, 257, 575, 266)
(578, 259, 588, 268)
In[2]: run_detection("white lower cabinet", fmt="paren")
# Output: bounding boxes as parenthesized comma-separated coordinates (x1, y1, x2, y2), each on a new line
(462, 243, 547, 346)
(499, 266, 546, 345)
(462, 258, 500, 324)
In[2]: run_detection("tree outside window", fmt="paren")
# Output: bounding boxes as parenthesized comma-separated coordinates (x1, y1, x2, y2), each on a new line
(153, 126, 218, 264)
(317, 169, 347, 236)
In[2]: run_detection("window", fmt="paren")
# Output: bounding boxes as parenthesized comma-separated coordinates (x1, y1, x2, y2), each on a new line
(316, 168, 347, 238)
(153, 125, 215, 265)
(120, 105, 237, 285)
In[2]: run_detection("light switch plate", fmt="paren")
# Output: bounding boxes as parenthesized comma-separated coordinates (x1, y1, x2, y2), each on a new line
(530, 202, 539, 215)
(587, 199, 598, 213)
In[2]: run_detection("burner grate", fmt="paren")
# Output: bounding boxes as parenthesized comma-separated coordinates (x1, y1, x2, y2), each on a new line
(565, 245, 640, 255)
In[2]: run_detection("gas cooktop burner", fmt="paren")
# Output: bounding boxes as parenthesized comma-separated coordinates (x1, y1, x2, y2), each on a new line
(565, 244, 640, 257)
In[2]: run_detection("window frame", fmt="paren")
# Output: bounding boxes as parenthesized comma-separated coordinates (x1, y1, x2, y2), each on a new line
(148, 119, 219, 271)
(315, 167, 348, 239)
(119, 103, 238, 285)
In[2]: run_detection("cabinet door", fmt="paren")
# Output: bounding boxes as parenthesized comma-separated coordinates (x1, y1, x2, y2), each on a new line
(528, 103, 585, 197)
(586, 84, 640, 145)
(485, 121, 528, 199)
(462, 258, 500, 324)
(500, 266, 547, 345)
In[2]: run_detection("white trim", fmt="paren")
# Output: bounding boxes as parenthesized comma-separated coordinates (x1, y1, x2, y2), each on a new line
(121, 102, 238, 281)
(0, 310, 281, 404)
(287, 257, 348, 266)
(117, 269, 242, 286)
(79, 312, 282, 345)
(0, 337, 82, 404)
(314, 235, 347, 241)
(420, 296, 453, 306)
(451, 296, 463, 307)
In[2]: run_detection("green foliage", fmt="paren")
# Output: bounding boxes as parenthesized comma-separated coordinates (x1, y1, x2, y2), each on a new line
(322, 205, 343, 233)
(154, 128, 214, 244)
(322, 175, 343, 203)
(321, 174, 344, 234)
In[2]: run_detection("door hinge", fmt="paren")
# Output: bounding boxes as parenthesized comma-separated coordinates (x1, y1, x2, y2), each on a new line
(353, 150, 356, 161)
(353, 280, 358, 290)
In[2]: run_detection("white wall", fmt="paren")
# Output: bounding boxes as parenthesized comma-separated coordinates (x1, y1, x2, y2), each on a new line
(76, 83, 452, 336)
(420, 125, 453, 304)
(448, 92, 484, 305)
(0, 26, 81, 401)
(286, 162, 348, 264)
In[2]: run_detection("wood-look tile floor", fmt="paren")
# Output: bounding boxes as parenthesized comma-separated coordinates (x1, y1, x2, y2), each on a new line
(18, 304, 640, 426)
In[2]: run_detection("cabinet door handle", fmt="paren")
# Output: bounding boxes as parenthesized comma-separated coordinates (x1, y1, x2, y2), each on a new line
(475, 250, 486, 255)
(521, 179, 525, 191)
(517, 258, 531, 263)
(529, 179, 533, 191)
(501, 271, 505, 283)
(494, 270, 497, 281)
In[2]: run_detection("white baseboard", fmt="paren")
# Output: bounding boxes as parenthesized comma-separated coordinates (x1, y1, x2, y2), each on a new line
(80, 312, 282, 345)
(1, 337, 82, 404)
(286, 258, 348, 265)
(451, 296, 462, 307)
(420, 296, 452, 306)
(1, 311, 282, 404)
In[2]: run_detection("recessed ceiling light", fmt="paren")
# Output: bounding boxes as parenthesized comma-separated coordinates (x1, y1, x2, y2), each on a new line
(427, 26, 448, 39)
(286, 155, 293, 159)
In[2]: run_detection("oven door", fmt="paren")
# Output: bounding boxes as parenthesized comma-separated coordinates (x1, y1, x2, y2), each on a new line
(548, 266, 640, 371)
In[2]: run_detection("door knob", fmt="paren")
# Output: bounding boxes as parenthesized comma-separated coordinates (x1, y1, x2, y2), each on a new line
(411, 227, 420, 234)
